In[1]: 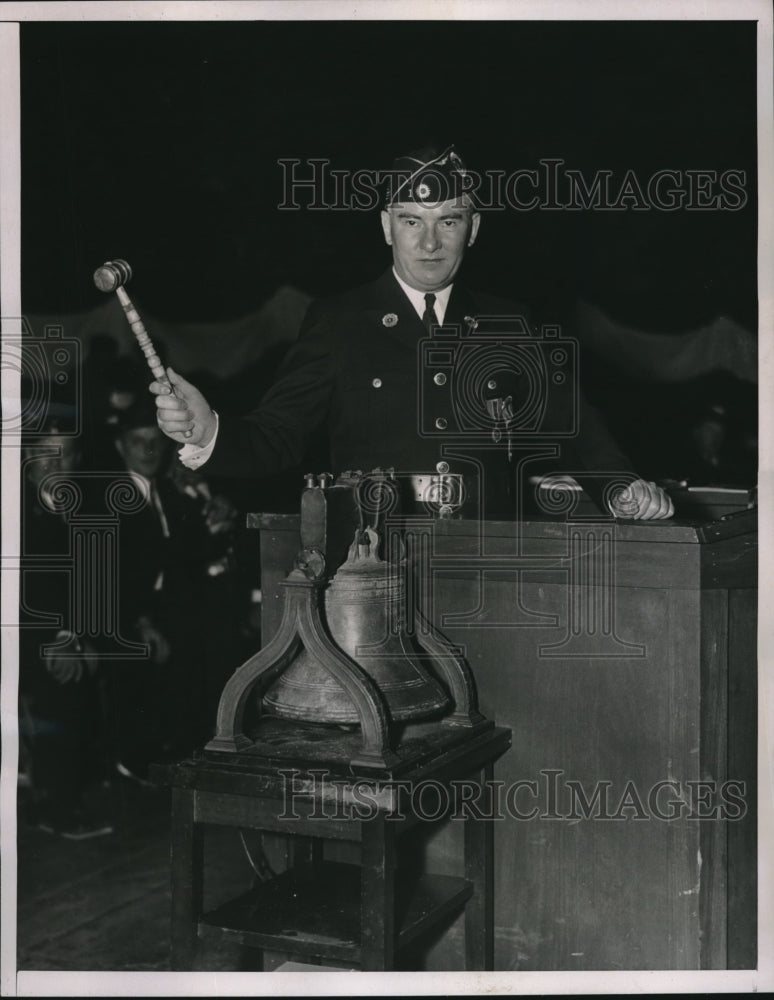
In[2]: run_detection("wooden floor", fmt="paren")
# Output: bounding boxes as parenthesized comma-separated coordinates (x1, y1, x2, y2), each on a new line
(16, 777, 257, 973)
(15, 774, 452, 976)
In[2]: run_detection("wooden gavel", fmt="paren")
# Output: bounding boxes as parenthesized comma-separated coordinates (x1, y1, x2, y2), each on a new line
(93, 259, 192, 438)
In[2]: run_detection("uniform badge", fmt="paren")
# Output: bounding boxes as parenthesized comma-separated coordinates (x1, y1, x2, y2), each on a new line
(382, 313, 398, 328)
(464, 315, 479, 330)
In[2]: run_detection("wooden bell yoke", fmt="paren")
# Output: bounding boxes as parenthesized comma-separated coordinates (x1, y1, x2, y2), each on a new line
(204, 473, 490, 772)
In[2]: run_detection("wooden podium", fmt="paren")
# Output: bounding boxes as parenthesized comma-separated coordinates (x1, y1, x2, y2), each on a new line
(253, 508, 757, 971)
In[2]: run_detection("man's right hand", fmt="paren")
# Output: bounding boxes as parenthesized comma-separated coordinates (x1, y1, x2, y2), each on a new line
(149, 367, 217, 447)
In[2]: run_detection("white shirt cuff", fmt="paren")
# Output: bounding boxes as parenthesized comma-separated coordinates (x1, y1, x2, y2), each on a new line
(179, 412, 219, 469)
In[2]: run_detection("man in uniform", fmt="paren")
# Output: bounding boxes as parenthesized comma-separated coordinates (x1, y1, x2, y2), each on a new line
(150, 145, 673, 521)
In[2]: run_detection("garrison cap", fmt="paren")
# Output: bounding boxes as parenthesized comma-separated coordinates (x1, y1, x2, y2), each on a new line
(114, 394, 164, 436)
(385, 144, 475, 208)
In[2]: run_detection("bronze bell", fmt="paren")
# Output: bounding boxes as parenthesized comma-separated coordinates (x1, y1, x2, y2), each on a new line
(262, 527, 449, 724)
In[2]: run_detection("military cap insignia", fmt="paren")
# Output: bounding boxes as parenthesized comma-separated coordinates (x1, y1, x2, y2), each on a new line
(385, 143, 473, 207)
(382, 313, 398, 327)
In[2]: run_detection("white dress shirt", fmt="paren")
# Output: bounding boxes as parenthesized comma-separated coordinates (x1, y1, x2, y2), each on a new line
(392, 268, 452, 324)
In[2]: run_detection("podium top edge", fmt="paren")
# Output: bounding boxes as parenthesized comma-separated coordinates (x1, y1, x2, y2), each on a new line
(245, 511, 757, 544)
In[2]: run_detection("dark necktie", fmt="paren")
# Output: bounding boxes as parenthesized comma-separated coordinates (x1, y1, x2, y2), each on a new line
(149, 478, 170, 539)
(422, 293, 439, 332)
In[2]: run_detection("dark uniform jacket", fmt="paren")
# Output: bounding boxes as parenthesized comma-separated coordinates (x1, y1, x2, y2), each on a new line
(206, 269, 633, 514)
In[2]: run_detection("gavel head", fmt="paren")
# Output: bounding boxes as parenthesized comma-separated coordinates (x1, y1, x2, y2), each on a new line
(93, 259, 132, 293)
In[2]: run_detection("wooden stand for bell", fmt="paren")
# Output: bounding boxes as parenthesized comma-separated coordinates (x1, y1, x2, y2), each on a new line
(154, 474, 510, 972)
(204, 474, 493, 775)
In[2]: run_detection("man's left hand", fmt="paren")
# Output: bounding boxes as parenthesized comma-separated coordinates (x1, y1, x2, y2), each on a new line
(608, 479, 675, 520)
(204, 494, 237, 535)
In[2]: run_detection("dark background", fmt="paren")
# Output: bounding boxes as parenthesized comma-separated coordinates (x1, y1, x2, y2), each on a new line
(19, 18, 758, 483)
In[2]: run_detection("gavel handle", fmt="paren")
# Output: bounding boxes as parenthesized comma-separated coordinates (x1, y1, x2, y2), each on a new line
(115, 286, 192, 437)
(116, 286, 168, 383)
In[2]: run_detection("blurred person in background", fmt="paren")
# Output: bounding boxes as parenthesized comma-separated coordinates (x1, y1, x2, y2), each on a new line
(106, 398, 242, 781)
(19, 411, 112, 839)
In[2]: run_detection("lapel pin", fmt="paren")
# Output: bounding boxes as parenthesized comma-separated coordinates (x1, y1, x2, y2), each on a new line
(382, 313, 398, 328)
(464, 315, 479, 330)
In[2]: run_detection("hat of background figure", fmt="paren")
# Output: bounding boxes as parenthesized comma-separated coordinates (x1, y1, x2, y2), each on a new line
(384, 144, 475, 208)
(19, 401, 79, 439)
(106, 356, 148, 393)
(103, 357, 146, 428)
(113, 394, 163, 436)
